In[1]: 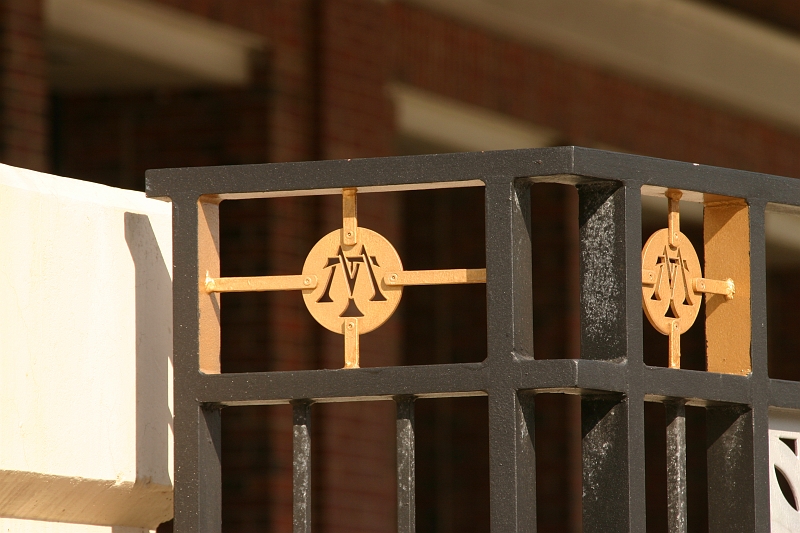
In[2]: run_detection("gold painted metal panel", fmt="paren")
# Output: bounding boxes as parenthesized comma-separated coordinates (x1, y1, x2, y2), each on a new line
(198, 198, 221, 374)
(704, 195, 751, 375)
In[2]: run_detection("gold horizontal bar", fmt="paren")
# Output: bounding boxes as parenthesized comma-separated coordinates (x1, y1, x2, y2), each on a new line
(693, 277, 735, 300)
(384, 269, 486, 286)
(206, 274, 317, 293)
(642, 269, 656, 285)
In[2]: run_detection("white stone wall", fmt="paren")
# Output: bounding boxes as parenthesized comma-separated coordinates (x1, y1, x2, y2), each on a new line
(0, 164, 172, 531)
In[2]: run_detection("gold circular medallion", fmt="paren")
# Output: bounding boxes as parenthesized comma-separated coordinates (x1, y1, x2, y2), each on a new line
(302, 228, 403, 334)
(641, 228, 702, 335)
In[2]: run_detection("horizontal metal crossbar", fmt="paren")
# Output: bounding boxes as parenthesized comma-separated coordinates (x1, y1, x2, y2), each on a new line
(190, 359, 797, 408)
(146, 146, 800, 533)
(147, 147, 800, 208)
(194, 363, 489, 405)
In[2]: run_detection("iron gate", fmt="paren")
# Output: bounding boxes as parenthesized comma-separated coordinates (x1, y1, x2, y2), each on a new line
(146, 146, 800, 532)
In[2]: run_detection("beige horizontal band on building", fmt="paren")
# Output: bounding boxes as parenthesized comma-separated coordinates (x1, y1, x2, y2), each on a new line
(205, 274, 318, 293)
(384, 269, 486, 286)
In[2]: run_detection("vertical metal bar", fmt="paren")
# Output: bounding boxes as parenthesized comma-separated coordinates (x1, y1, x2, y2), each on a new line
(668, 322, 680, 369)
(577, 181, 628, 363)
(172, 194, 222, 533)
(293, 400, 312, 533)
(343, 318, 359, 368)
(485, 179, 534, 360)
(516, 392, 537, 531)
(747, 200, 771, 531)
(342, 187, 358, 245)
(665, 401, 687, 533)
(487, 390, 539, 533)
(577, 182, 645, 533)
(197, 406, 222, 532)
(582, 395, 629, 533)
(485, 179, 536, 533)
(705, 201, 764, 533)
(396, 396, 415, 533)
(707, 406, 755, 533)
(623, 184, 648, 533)
(666, 189, 681, 247)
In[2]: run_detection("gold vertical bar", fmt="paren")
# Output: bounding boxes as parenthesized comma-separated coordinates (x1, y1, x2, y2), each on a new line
(704, 195, 751, 375)
(668, 320, 680, 369)
(198, 198, 221, 374)
(666, 189, 682, 247)
(343, 188, 358, 246)
(344, 318, 359, 368)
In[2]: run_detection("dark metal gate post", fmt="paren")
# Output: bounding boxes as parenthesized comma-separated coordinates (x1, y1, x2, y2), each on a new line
(706, 406, 755, 532)
(665, 401, 688, 533)
(577, 182, 646, 533)
(170, 195, 223, 533)
(485, 180, 536, 533)
(396, 396, 416, 533)
(747, 201, 773, 532)
(292, 400, 313, 533)
(147, 147, 800, 533)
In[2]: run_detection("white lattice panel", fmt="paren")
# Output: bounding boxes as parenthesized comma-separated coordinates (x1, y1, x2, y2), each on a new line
(771, 409, 800, 532)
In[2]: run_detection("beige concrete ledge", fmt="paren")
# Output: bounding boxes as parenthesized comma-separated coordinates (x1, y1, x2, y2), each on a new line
(0, 472, 170, 529)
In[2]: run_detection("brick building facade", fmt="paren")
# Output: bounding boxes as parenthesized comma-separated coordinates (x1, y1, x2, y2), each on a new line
(5, 0, 800, 531)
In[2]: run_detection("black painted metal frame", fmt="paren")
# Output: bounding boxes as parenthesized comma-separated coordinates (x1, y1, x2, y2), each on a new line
(146, 146, 800, 533)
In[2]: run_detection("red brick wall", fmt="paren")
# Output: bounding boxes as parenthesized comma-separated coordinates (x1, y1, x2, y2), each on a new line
(53, 85, 271, 188)
(266, 0, 322, 163)
(1, 0, 47, 171)
(318, 0, 394, 160)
